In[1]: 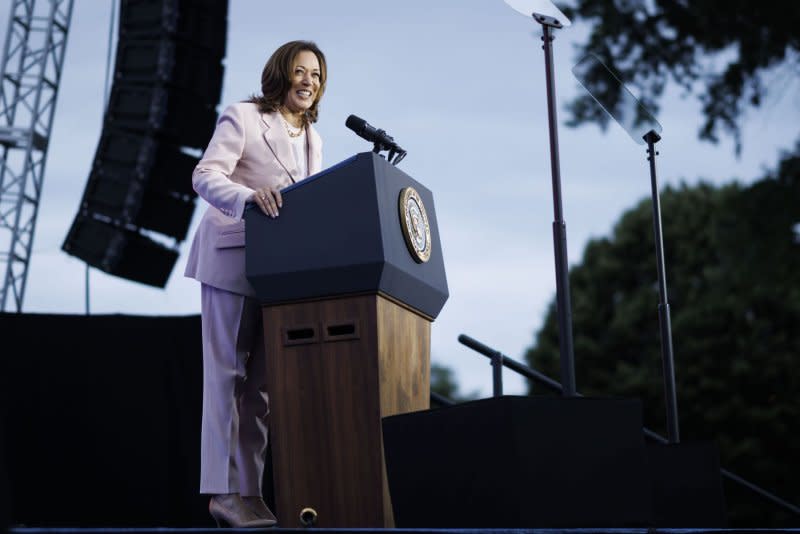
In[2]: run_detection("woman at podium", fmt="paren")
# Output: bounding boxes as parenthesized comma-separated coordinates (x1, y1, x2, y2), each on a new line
(184, 40, 327, 527)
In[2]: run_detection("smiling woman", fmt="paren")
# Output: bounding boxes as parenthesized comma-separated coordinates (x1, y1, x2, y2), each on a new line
(183, 40, 328, 528)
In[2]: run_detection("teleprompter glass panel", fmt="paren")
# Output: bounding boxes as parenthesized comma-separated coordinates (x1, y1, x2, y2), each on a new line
(572, 52, 662, 145)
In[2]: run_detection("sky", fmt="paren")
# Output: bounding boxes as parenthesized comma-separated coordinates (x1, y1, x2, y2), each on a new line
(3, 1, 798, 398)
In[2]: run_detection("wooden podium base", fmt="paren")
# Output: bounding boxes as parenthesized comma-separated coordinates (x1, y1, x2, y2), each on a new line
(261, 293, 430, 528)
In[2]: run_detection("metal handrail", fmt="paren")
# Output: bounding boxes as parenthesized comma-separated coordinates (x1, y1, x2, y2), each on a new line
(457, 333, 800, 517)
(430, 390, 455, 407)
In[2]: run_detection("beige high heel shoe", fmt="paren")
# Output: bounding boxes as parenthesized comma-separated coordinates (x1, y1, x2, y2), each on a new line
(209, 493, 275, 528)
(242, 496, 278, 525)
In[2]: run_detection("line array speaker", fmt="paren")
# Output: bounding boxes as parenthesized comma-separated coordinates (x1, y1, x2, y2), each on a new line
(105, 84, 218, 148)
(119, 0, 227, 56)
(63, 0, 228, 287)
(62, 215, 179, 288)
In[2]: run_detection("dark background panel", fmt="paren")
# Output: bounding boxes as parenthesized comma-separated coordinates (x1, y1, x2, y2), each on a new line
(382, 396, 653, 528)
(1, 313, 210, 527)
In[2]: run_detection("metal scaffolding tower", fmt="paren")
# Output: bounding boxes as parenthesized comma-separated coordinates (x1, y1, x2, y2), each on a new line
(0, 0, 74, 311)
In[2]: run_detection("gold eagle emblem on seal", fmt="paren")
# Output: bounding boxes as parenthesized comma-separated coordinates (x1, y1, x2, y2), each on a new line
(399, 187, 432, 263)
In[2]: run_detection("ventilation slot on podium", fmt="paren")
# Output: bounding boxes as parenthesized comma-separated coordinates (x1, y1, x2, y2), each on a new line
(324, 321, 359, 342)
(283, 326, 317, 346)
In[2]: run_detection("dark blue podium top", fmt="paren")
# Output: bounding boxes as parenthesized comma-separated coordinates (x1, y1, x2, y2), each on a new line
(245, 152, 449, 319)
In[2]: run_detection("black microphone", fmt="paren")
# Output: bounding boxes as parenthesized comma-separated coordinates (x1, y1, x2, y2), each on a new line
(345, 115, 406, 163)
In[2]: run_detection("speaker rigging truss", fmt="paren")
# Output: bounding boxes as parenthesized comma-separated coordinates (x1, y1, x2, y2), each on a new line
(0, 0, 76, 311)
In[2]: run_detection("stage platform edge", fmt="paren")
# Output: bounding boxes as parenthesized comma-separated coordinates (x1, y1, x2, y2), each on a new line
(8, 527, 800, 533)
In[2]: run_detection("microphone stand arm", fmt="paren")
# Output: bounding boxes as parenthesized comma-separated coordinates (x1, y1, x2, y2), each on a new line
(371, 131, 406, 166)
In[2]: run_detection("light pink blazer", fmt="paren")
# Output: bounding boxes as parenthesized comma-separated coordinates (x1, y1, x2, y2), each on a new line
(184, 102, 323, 296)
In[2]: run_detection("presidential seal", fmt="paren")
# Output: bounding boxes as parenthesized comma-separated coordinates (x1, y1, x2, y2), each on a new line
(399, 186, 432, 263)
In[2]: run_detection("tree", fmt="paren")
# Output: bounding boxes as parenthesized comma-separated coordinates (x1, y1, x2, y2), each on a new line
(525, 145, 800, 526)
(562, 0, 800, 153)
(430, 362, 480, 404)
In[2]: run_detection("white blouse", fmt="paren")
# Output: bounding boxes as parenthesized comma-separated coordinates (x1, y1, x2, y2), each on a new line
(289, 129, 308, 180)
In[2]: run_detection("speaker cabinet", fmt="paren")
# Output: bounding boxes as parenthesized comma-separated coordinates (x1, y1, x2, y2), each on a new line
(63, 0, 228, 285)
(79, 127, 197, 239)
(105, 84, 217, 148)
(62, 216, 178, 287)
(120, 0, 228, 57)
(114, 38, 224, 103)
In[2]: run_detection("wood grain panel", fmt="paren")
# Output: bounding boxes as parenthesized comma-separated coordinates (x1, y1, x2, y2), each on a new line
(376, 296, 430, 524)
(261, 294, 430, 528)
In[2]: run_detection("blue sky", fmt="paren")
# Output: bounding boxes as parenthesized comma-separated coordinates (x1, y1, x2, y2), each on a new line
(4, 1, 797, 397)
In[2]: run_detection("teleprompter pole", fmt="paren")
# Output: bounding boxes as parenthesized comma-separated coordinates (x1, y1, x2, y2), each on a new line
(644, 130, 680, 443)
(540, 22, 576, 396)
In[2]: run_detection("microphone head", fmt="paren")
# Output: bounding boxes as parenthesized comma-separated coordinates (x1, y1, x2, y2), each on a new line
(345, 114, 367, 133)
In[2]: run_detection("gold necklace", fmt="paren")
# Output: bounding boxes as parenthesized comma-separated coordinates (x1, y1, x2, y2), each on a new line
(279, 109, 304, 138)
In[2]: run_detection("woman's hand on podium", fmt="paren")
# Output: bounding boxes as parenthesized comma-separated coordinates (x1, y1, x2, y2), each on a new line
(250, 186, 283, 218)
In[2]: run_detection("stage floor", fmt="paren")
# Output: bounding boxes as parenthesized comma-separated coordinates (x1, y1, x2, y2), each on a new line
(8, 528, 800, 533)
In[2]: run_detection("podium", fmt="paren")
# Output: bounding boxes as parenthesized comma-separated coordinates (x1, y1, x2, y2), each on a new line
(245, 152, 448, 527)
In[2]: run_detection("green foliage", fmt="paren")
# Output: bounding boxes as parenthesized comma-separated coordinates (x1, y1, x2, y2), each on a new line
(525, 145, 800, 526)
(430, 362, 480, 403)
(562, 0, 800, 153)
